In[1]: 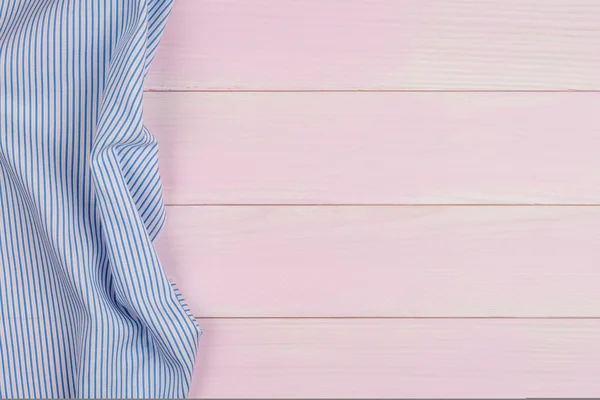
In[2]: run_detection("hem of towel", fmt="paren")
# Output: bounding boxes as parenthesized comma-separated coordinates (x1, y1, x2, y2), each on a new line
(169, 279, 201, 329)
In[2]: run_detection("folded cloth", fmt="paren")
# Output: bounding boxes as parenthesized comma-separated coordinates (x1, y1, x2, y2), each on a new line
(0, 1, 200, 397)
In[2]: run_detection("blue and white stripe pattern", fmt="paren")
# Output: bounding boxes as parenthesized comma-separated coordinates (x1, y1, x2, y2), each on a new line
(0, 0, 201, 397)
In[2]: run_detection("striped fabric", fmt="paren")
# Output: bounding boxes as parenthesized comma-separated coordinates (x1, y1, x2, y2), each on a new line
(0, 0, 200, 398)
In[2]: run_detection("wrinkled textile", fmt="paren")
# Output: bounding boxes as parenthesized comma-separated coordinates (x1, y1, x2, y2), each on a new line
(0, 1, 200, 398)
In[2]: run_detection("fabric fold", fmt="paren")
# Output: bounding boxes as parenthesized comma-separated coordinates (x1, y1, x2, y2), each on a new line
(0, 1, 199, 398)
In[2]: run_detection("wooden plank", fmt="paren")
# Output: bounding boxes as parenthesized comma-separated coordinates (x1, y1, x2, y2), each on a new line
(145, 92, 600, 205)
(157, 206, 600, 318)
(147, 0, 600, 90)
(188, 319, 600, 398)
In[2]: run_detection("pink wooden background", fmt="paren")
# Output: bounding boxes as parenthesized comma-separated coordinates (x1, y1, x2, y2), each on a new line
(146, 1, 600, 397)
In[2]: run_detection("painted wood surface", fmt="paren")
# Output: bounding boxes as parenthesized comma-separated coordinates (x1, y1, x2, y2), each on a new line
(145, 92, 600, 205)
(188, 319, 600, 398)
(144, 1, 600, 396)
(156, 206, 600, 318)
(146, 0, 600, 90)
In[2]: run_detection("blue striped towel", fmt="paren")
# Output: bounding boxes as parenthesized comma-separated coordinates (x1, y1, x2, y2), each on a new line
(0, 0, 200, 397)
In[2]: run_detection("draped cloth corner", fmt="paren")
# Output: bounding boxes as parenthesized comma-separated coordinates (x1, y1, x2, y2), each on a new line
(0, 0, 200, 398)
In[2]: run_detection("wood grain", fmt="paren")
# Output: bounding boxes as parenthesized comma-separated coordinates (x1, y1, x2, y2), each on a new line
(147, 0, 600, 91)
(188, 318, 600, 398)
(145, 92, 600, 205)
(156, 206, 600, 318)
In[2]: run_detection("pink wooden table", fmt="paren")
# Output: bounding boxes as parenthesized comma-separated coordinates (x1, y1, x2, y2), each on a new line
(146, 1, 600, 397)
